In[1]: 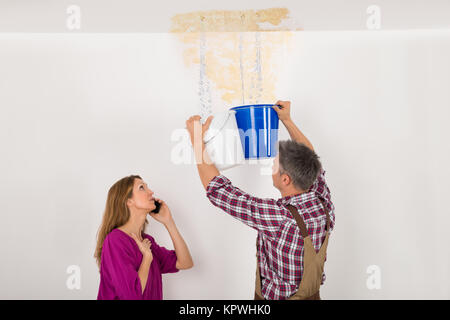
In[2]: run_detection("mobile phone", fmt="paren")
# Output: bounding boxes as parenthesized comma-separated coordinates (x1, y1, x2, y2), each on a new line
(151, 200, 161, 213)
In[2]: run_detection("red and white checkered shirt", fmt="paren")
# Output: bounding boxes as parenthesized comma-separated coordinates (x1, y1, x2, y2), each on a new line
(206, 168, 335, 300)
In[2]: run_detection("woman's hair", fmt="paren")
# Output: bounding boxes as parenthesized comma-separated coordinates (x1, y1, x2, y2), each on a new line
(94, 174, 148, 270)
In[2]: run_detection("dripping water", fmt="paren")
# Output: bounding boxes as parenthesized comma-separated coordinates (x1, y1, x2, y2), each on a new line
(254, 31, 263, 104)
(239, 32, 245, 105)
(198, 17, 212, 121)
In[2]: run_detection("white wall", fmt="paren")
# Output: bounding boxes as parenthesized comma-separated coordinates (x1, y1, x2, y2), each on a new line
(0, 30, 449, 299)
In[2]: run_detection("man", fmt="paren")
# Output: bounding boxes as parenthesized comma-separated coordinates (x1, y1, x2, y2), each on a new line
(186, 100, 335, 300)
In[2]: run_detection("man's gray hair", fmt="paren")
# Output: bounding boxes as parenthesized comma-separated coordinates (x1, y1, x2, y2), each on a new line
(277, 140, 322, 191)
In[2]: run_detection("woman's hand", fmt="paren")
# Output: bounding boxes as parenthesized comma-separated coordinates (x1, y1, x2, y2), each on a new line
(149, 199, 174, 226)
(272, 100, 291, 122)
(130, 233, 153, 259)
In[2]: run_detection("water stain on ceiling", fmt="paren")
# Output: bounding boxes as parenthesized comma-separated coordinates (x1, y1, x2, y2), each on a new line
(170, 8, 297, 110)
(170, 8, 300, 32)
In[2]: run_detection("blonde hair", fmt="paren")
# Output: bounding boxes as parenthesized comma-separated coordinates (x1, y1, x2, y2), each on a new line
(94, 175, 148, 269)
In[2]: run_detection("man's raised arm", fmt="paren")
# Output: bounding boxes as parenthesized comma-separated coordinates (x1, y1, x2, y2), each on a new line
(185, 115, 219, 190)
(272, 100, 314, 151)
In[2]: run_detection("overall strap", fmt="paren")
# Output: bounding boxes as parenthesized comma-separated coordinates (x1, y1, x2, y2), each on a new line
(286, 198, 331, 238)
(286, 205, 308, 238)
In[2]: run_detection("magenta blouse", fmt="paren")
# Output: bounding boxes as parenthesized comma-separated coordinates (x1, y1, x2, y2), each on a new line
(97, 228, 179, 300)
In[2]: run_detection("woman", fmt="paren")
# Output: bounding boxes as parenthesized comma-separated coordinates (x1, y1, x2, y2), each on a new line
(94, 175, 194, 300)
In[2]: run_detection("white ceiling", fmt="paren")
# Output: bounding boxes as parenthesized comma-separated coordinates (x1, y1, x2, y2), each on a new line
(0, 0, 449, 32)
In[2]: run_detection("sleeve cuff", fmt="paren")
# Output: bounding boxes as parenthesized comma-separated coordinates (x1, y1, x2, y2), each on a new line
(206, 174, 231, 194)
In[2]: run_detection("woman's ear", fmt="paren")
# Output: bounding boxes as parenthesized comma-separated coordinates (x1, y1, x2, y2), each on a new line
(126, 198, 134, 208)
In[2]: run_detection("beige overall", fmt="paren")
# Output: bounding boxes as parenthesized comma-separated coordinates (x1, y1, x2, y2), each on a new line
(255, 200, 331, 300)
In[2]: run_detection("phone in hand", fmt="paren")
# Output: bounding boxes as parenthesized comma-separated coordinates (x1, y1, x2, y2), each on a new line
(151, 200, 162, 213)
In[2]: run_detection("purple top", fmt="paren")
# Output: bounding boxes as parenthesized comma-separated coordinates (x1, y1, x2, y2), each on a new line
(97, 228, 179, 300)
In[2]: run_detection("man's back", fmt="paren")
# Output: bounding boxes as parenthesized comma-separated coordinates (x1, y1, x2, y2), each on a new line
(206, 167, 335, 300)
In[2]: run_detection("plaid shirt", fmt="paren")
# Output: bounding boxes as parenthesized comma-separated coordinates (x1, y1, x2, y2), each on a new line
(206, 168, 335, 300)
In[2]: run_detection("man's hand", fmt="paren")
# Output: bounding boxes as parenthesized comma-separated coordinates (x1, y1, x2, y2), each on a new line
(272, 100, 291, 122)
(185, 115, 213, 145)
(185, 114, 220, 190)
(272, 100, 314, 151)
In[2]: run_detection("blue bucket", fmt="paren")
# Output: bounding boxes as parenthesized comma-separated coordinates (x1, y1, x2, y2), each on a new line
(230, 104, 279, 159)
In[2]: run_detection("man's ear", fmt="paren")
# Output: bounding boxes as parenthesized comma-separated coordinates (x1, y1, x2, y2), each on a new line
(281, 173, 291, 186)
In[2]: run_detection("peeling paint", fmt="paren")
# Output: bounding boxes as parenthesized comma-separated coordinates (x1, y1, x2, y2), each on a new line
(170, 8, 300, 32)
